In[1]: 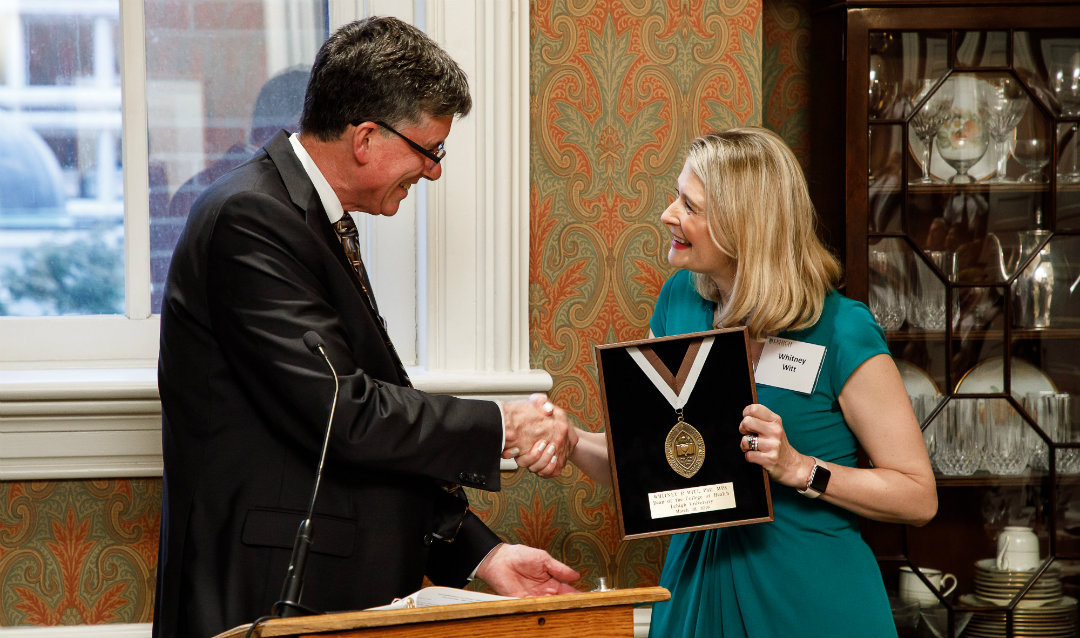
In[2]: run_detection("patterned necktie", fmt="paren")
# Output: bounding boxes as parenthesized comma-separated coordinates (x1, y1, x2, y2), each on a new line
(331, 213, 411, 387)
(332, 213, 381, 317)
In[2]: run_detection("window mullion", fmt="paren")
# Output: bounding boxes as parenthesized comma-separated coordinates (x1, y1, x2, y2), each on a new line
(119, 0, 152, 320)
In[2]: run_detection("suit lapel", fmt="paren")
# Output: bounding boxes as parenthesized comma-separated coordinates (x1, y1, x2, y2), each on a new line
(264, 131, 412, 387)
(265, 133, 364, 294)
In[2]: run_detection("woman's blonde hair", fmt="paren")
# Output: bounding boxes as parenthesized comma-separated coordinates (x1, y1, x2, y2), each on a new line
(685, 127, 841, 340)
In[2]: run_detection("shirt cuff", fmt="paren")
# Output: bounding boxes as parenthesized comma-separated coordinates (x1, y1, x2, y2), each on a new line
(469, 542, 505, 581)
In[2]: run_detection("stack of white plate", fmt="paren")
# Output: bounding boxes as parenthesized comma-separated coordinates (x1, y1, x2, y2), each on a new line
(962, 594, 1078, 638)
(972, 559, 1064, 607)
(963, 559, 1077, 638)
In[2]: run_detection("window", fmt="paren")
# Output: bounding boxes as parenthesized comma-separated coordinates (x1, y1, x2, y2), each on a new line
(144, 1, 327, 314)
(0, 0, 543, 480)
(0, 3, 123, 317)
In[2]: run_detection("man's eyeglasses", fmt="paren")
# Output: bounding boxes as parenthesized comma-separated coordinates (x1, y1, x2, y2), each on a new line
(373, 120, 446, 165)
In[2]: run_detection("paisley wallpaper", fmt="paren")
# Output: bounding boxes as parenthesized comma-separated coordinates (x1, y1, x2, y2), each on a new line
(763, 0, 811, 168)
(0, 0, 811, 626)
(0, 480, 160, 625)
(473, 0, 764, 592)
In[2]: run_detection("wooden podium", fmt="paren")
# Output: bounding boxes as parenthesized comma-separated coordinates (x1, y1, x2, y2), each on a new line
(213, 587, 669, 638)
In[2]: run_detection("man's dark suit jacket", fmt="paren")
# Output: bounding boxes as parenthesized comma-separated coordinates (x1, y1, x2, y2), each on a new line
(154, 131, 504, 638)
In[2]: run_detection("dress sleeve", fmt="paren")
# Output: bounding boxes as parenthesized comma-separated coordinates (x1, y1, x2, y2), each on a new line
(827, 298, 891, 397)
(650, 274, 676, 338)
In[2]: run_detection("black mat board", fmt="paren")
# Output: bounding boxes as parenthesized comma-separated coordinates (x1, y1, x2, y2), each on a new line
(596, 328, 773, 539)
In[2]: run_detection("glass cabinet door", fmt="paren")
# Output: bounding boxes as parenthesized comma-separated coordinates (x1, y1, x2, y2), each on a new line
(860, 27, 1080, 635)
(864, 29, 1080, 477)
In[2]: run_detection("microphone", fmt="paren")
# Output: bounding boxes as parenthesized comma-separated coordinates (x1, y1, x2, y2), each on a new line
(274, 330, 340, 617)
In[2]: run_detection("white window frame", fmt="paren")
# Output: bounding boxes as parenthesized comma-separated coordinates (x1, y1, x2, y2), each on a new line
(0, 0, 546, 481)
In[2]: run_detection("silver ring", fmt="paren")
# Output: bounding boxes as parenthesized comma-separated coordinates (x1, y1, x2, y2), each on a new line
(747, 434, 758, 452)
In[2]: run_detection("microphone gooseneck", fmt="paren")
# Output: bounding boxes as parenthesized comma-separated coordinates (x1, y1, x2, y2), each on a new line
(274, 330, 340, 618)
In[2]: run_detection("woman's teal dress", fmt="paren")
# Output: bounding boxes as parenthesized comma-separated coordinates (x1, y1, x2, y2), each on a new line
(647, 270, 897, 638)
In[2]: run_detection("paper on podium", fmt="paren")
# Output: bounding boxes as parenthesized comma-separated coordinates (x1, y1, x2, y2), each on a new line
(366, 586, 513, 610)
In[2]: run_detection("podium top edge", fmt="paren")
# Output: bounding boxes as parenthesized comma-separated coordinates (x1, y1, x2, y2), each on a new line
(213, 586, 671, 638)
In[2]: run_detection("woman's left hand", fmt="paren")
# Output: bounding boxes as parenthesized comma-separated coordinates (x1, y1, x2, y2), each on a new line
(738, 403, 811, 489)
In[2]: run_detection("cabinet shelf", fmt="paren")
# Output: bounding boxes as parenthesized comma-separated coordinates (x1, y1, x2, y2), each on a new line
(869, 182, 1069, 197)
(885, 328, 1080, 341)
(905, 183, 1054, 195)
(935, 472, 1080, 487)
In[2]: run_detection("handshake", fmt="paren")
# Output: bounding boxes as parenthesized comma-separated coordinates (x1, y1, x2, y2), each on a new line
(500, 394, 578, 479)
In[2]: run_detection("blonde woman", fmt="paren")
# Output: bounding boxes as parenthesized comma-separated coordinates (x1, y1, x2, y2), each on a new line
(520, 128, 936, 637)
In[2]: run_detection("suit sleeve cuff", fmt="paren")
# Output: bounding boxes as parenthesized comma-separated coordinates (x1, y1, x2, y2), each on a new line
(425, 511, 501, 586)
(468, 542, 504, 581)
(494, 400, 506, 452)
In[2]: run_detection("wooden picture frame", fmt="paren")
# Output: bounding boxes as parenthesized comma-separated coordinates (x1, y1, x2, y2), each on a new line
(595, 328, 773, 540)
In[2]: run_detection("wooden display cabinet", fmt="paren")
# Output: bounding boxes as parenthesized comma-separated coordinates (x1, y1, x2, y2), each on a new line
(809, 3, 1080, 636)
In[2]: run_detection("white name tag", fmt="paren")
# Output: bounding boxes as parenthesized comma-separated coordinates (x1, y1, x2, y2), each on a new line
(648, 482, 736, 519)
(755, 336, 826, 394)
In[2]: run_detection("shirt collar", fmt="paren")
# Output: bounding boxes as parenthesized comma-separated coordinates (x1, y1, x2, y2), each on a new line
(288, 132, 347, 224)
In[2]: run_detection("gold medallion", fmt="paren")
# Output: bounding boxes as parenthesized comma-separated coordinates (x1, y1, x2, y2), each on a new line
(665, 414, 705, 478)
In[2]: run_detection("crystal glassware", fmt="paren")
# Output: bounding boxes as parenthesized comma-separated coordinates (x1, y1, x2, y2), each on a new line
(932, 400, 982, 476)
(1057, 394, 1080, 474)
(908, 80, 954, 184)
(935, 76, 990, 184)
(1048, 45, 1080, 183)
(1026, 392, 1079, 474)
(869, 247, 907, 330)
(983, 399, 1030, 475)
(1026, 392, 1052, 472)
(911, 250, 955, 331)
(920, 605, 973, 638)
(982, 78, 1027, 183)
(1014, 135, 1051, 183)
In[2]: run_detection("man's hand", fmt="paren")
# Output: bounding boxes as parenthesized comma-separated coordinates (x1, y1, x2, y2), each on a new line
(501, 394, 578, 477)
(475, 543, 580, 597)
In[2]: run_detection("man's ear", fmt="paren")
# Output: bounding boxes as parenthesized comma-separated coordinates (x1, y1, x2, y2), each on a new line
(351, 121, 379, 164)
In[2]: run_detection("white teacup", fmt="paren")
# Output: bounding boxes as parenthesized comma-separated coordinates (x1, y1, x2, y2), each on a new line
(997, 525, 1040, 571)
(899, 566, 957, 606)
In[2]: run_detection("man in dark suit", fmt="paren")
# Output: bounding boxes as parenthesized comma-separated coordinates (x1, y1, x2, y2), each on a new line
(154, 16, 578, 638)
